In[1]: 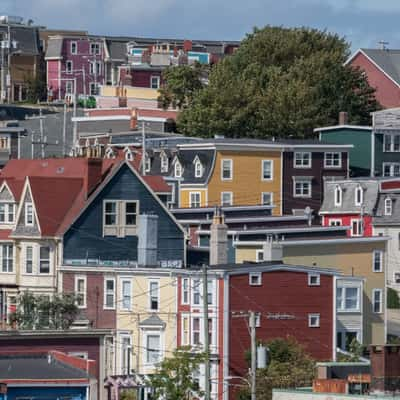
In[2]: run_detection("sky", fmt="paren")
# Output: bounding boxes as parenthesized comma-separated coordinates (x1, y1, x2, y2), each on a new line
(3, 0, 400, 50)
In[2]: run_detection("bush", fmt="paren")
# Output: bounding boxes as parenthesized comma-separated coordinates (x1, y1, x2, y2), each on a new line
(388, 288, 400, 309)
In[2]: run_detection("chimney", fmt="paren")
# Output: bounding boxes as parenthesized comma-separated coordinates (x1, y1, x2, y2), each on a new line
(130, 108, 138, 130)
(86, 158, 103, 197)
(138, 214, 158, 266)
(210, 207, 228, 266)
(370, 345, 400, 394)
(183, 40, 192, 52)
(339, 111, 348, 125)
(262, 237, 283, 262)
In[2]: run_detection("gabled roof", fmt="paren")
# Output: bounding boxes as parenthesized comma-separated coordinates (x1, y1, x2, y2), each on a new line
(139, 314, 166, 328)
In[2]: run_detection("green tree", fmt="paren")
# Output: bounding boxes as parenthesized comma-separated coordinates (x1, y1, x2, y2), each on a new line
(10, 291, 78, 330)
(146, 346, 205, 400)
(178, 26, 380, 139)
(237, 337, 315, 400)
(24, 72, 47, 103)
(158, 63, 207, 110)
(388, 288, 400, 309)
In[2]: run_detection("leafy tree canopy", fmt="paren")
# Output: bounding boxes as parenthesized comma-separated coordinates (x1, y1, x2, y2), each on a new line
(146, 346, 205, 400)
(177, 26, 380, 139)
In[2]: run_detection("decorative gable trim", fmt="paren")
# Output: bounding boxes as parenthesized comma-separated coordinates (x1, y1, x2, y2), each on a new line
(0, 181, 15, 202)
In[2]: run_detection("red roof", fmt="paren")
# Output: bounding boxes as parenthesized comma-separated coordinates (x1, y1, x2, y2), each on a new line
(0, 229, 12, 240)
(143, 175, 171, 193)
(138, 108, 178, 120)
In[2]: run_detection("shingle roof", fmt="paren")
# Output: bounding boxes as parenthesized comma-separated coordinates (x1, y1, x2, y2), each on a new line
(177, 148, 215, 184)
(361, 48, 400, 86)
(45, 37, 63, 59)
(374, 192, 400, 225)
(139, 314, 166, 328)
(0, 25, 40, 55)
(105, 39, 128, 61)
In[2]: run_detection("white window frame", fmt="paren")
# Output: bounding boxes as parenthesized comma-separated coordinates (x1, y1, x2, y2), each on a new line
(336, 287, 360, 312)
(120, 278, 132, 311)
(89, 82, 99, 96)
(0, 202, 14, 224)
(261, 192, 273, 206)
(221, 159, 233, 181)
(293, 179, 312, 198)
(249, 272, 262, 286)
(189, 192, 201, 208)
(104, 277, 116, 310)
(143, 331, 163, 366)
(334, 185, 342, 207)
(65, 80, 73, 95)
(383, 162, 400, 177)
(308, 273, 320, 286)
(149, 279, 160, 312)
(181, 314, 190, 345)
(39, 246, 51, 274)
(261, 160, 273, 181)
(90, 42, 101, 55)
(150, 75, 160, 89)
(192, 316, 201, 345)
(372, 288, 383, 314)
(308, 313, 320, 328)
(24, 245, 33, 274)
(329, 219, 342, 226)
(194, 160, 203, 178)
(160, 154, 169, 173)
(70, 41, 77, 55)
(324, 152, 342, 168)
(256, 249, 264, 262)
(120, 334, 132, 375)
(294, 152, 311, 168)
(373, 250, 383, 273)
(384, 133, 400, 152)
(355, 186, 363, 206)
(182, 278, 190, 305)
(192, 279, 201, 305)
(174, 161, 182, 178)
(66, 60, 73, 74)
(0, 244, 13, 273)
(385, 198, 393, 216)
(351, 219, 362, 237)
(25, 202, 34, 226)
(75, 275, 87, 309)
(221, 191, 233, 206)
(145, 155, 151, 172)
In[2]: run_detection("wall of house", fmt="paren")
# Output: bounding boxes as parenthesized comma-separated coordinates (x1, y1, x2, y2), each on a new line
(319, 129, 372, 177)
(322, 215, 374, 237)
(374, 132, 400, 176)
(205, 150, 282, 215)
(350, 52, 400, 108)
(180, 188, 208, 208)
(283, 151, 348, 214)
(47, 59, 60, 98)
(132, 70, 162, 88)
(282, 241, 386, 345)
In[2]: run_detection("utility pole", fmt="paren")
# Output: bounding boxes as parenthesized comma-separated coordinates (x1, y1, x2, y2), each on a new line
(142, 120, 146, 175)
(0, 34, 5, 103)
(39, 108, 44, 158)
(62, 102, 67, 156)
(6, 24, 10, 104)
(72, 77, 77, 155)
(249, 311, 257, 400)
(202, 264, 210, 400)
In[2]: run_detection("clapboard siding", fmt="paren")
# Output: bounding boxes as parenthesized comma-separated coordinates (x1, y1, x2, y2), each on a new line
(63, 164, 184, 264)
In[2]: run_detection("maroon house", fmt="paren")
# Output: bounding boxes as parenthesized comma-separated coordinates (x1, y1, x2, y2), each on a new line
(347, 48, 400, 109)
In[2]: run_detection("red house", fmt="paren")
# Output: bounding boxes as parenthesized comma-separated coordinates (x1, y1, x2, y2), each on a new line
(347, 48, 400, 108)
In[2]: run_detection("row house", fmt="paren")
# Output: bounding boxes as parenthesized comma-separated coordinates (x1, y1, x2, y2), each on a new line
(175, 262, 364, 400)
(145, 138, 350, 216)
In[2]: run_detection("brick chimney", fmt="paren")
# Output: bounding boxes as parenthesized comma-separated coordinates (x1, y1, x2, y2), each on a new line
(339, 111, 348, 125)
(130, 108, 138, 130)
(370, 345, 400, 394)
(210, 207, 228, 266)
(183, 40, 192, 52)
(86, 158, 103, 197)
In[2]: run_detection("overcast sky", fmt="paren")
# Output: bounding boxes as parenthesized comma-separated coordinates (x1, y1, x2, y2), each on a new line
(3, 0, 400, 50)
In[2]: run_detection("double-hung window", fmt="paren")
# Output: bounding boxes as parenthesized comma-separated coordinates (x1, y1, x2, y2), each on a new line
(261, 160, 273, 180)
(189, 192, 201, 208)
(121, 279, 132, 311)
(25, 202, 33, 226)
(70, 41, 77, 54)
(150, 76, 160, 89)
(39, 246, 50, 274)
(25, 245, 33, 274)
(192, 317, 201, 345)
(193, 279, 201, 305)
(383, 163, 400, 177)
(195, 160, 203, 177)
(294, 179, 311, 198)
(373, 289, 383, 313)
(146, 334, 161, 364)
(351, 219, 362, 237)
(385, 198, 393, 215)
(103, 200, 139, 237)
(261, 192, 273, 206)
(104, 278, 115, 309)
(294, 152, 311, 168)
(207, 279, 214, 305)
(182, 278, 189, 304)
(373, 250, 383, 272)
(174, 162, 182, 178)
(336, 287, 360, 311)
(149, 280, 159, 311)
(221, 159, 232, 180)
(1, 244, 13, 272)
(160, 154, 168, 172)
(0, 203, 14, 223)
(324, 152, 341, 168)
(384, 134, 400, 152)
(75, 276, 87, 308)
(221, 192, 233, 206)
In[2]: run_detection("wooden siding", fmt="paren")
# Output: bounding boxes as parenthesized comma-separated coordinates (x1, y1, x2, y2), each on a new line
(63, 164, 184, 264)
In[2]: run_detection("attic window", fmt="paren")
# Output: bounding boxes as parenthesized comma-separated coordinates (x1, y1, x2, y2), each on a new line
(125, 149, 133, 161)
(385, 198, 392, 216)
(105, 148, 115, 159)
(194, 160, 203, 178)
(334, 185, 342, 207)
(145, 155, 151, 173)
(161, 154, 169, 173)
(25, 202, 34, 226)
(174, 161, 182, 178)
(355, 185, 363, 206)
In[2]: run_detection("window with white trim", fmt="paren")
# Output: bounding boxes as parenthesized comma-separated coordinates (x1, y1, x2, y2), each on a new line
(145, 155, 151, 172)
(221, 191, 233, 206)
(255, 313, 261, 328)
(261, 192, 273, 206)
(384, 133, 400, 152)
(0, 203, 14, 223)
(194, 160, 203, 177)
(193, 278, 200, 305)
(66, 60, 73, 73)
(373, 289, 383, 313)
(256, 249, 264, 262)
(262, 160, 273, 180)
(70, 41, 77, 55)
(0, 244, 13, 273)
(25, 202, 34, 226)
(324, 152, 341, 168)
(25, 245, 33, 274)
(373, 250, 383, 272)
(355, 186, 363, 206)
(308, 273, 320, 286)
(146, 334, 161, 364)
(103, 200, 139, 237)
(221, 159, 233, 180)
(150, 75, 160, 89)
(308, 313, 320, 327)
(182, 278, 189, 304)
(160, 154, 169, 172)
(189, 192, 201, 208)
(249, 272, 262, 286)
(385, 198, 393, 215)
(39, 246, 50, 274)
(294, 179, 311, 198)
(65, 80, 73, 94)
(207, 279, 214, 305)
(121, 335, 131, 374)
(329, 219, 341, 226)
(104, 278, 115, 309)
(149, 280, 159, 311)
(336, 287, 360, 311)
(294, 152, 311, 168)
(75, 276, 87, 308)
(351, 219, 362, 237)
(90, 42, 101, 55)
(174, 161, 182, 178)
(89, 82, 99, 96)
(181, 315, 190, 345)
(383, 163, 400, 177)
(334, 185, 342, 207)
(121, 279, 132, 311)
(192, 317, 201, 345)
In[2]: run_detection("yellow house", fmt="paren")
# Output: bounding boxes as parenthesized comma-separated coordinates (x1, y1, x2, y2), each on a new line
(175, 141, 284, 216)
(115, 270, 177, 376)
(235, 236, 389, 346)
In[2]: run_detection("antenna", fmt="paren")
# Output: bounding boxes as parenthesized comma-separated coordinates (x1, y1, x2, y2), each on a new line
(378, 40, 389, 50)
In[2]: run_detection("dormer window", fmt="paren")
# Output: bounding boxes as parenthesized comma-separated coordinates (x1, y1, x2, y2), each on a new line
(25, 202, 34, 226)
(194, 159, 203, 178)
(334, 185, 342, 207)
(125, 148, 133, 161)
(160, 154, 169, 173)
(0, 203, 14, 223)
(174, 161, 182, 178)
(145, 155, 151, 173)
(355, 185, 363, 206)
(105, 147, 115, 159)
(385, 198, 392, 216)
